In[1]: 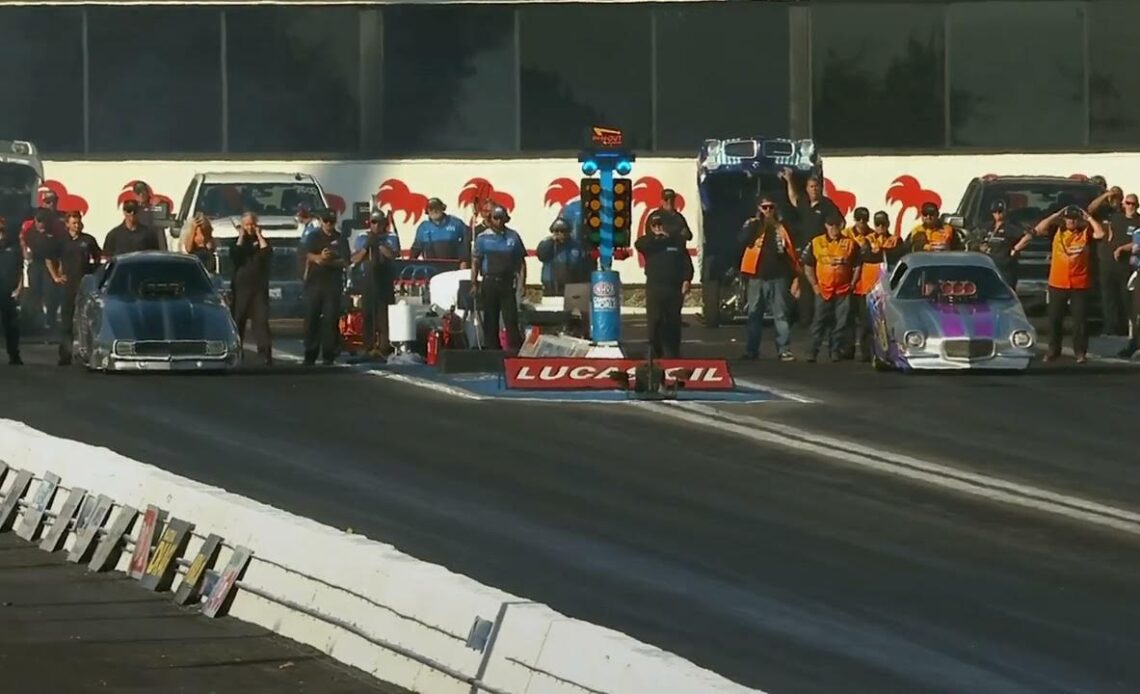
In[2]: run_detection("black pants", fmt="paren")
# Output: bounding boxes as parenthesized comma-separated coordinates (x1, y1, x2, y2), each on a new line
(479, 276, 521, 350)
(646, 283, 683, 359)
(23, 262, 59, 334)
(303, 281, 341, 361)
(0, 295, 19, 360)
(1100, 268, 1131, 336)
(361, 274, 393, 351)
(853, 293, 872, 360)
(58, 283, 79, 363)
(232, 281, 272, 356)
(1047, 287, 1088, 357)
(810, 293, 852, 357)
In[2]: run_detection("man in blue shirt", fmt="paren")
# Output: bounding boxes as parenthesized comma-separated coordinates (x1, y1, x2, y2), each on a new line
(535, 217, 591, 297)
(411, 198, 470, 267)
(471, 206, 526, 349)
(351, 210, 401, 357)
(556, 201, 584, 244)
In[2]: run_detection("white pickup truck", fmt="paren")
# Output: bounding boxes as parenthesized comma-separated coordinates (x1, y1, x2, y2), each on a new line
(167, 171, 335, 319)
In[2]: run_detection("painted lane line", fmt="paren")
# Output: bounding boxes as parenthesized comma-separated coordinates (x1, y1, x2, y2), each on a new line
(635, 401, 1140, 537)
(732, 377, 818, 404)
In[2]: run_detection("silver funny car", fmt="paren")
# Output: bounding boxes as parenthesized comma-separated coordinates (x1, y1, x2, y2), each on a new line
(73, 252, 241, 372)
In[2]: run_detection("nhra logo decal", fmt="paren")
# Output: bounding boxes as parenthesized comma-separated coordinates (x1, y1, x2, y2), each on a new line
(503, 358, 735, 391)
(593, 281, 617, 297)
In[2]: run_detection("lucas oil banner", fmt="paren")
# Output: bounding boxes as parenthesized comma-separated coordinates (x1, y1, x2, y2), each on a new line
(503, 357, 735, 391)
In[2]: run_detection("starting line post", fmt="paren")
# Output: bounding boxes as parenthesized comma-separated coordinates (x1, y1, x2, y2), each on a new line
(579, 127, 636, 347)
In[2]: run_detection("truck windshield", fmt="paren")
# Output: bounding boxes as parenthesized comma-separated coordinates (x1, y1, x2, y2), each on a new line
(195, 182, 324, 219)
(981, 184, 1100, 228)
(0, 164, 39, 226)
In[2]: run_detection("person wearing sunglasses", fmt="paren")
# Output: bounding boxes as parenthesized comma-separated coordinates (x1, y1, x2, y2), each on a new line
(977, 200, 1025, 289)
(103, 199, 160, 258)
(907, 202, 963, 253)
(471, 206, 526, 350)
(737, 195, 799, 361)
(1099, 192, 1139, 336)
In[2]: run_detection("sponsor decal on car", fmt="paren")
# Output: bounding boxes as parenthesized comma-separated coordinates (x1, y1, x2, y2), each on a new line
(503, 357, 734, 391)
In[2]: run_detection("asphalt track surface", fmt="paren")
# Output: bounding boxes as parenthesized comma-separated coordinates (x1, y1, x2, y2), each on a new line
(2, 320, 1139, 694)
(0, 532, 407, 693)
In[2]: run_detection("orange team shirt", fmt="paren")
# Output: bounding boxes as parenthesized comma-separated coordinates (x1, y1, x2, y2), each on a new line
(855, 234, 901, 295)
(740, 223, 801, 276)
(808, 235, 860, 300)
(909, 223, 959, 251)
(1048, 227, 1092, 290)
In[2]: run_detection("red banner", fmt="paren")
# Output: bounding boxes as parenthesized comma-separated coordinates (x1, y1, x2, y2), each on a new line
(503, 358, 735, 391)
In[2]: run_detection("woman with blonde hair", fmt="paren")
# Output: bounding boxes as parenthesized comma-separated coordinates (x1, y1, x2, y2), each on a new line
(182, 212, 218, 274)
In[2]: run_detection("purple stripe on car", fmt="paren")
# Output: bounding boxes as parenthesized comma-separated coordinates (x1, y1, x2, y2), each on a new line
(933, 302, 968, 338)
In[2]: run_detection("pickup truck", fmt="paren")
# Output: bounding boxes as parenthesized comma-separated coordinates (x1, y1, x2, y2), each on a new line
(944, 174, 1104, 314)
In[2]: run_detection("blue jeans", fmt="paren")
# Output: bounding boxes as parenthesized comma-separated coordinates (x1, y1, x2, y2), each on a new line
(745, 277, 792, 355)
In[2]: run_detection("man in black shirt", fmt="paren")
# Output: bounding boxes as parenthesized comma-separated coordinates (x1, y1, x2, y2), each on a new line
(1099, 193, 1140, 336)
(634, 212, 693, 358)
(56, 211, 101, 366)
(979, 200, 1026, 289)
(781, 169, 840, 326)
(104, 200, 160, 258)
(350, 210, 399, 357)
(651, 189, 693, 242)
(0, 216, 24, 365)
(130, 181, 169, 251)
(21, 209, 64, 336)
(230, 212, 274, 365)
(302, 210, 350, 365)
(738, 195, 801, 361)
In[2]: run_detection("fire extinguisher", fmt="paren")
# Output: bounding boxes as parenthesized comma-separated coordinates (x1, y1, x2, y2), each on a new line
(426, 328, 441, 366)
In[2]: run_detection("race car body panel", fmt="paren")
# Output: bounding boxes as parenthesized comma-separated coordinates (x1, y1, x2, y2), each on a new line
(75, 252, 241, 372)
(867, 252, 1036, 371)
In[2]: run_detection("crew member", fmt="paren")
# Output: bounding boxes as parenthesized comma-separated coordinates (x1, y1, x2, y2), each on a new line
(351, 210, 400, 358)
(21, 210, 64, 336)
(535, 217, 591, 297)
(230, 212, 274, 365)
(0, 216, 23, 365)
(849, 208, 896, 362)
(1118, 223, 1140, 358)
(302, 210, 350, 364)
(55, 212, 101, 366)
(979, 200, 1024, 288)
(104, 200, 160, 257)
(636, 212, 693, 359)
(1013, 205, 1107, 363)
(411, 198, 470, 267)
(781, 168, 839, 326)
(738, 195, 800, 361)
(804, 212, 862, 362)
(651, 189, 693, 242)
(471, 206, 526, 350)
(182, 212, 217, 274)
(1099, 192, 1139, 336)
(907, 202, 963, 252)
(129, 181, 169, 251)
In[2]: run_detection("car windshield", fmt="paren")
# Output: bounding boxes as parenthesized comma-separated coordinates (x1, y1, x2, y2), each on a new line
(897, 264, 1013, 302)
(195, 182, 324, 219)
(0, 164, 38, 228)
(106, 261, 216, 298)
(981, 183, 1100, 228)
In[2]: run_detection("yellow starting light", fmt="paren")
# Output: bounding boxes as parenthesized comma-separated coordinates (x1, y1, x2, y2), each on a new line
(615, 217, 626, 228)
(589, 216, 601, 228)
(589, 183, 601, 195)
(614, 200, 625, 211)
(614, 181, 627, 194)
(589, 199, 601, 210)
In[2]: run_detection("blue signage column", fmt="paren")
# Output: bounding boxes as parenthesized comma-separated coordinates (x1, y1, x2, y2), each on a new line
(579, 140, 635, 346)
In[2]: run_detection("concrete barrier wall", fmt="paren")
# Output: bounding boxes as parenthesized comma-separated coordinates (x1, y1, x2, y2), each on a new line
(0, 418, 764, 694)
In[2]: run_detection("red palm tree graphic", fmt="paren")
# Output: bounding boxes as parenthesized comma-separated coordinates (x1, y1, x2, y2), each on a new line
(39, 180, 88, 215)
(631, 177, 686, 267)
(458, 177, 516, 215)
(375, 179, 428, 225)
(324, 193, 347, 215)
(544, 177, 579, 209)
(885, 175, 942, 237)
(117, 180, 174, 211)
(823, 178, 856, 217)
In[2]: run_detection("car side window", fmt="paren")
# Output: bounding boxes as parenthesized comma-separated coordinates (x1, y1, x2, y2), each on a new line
(888, 262, 908, 292)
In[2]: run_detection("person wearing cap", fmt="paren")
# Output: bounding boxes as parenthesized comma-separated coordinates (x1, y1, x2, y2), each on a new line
(854, 212, 905, 361)
(230, 212, 274, 366)
(1117, 218, 1140, 358)
(55, 211, 101, 366)
(737, 194, 800, 361)
(20, 209, 65, 337)
(978, 200, 1024, 289)
(1096, 189, 1138, 336)
(907, 202, 963, 252)
(411, 198, 470, 268)
(651, 189, 693, 243)
(302, 209, 351, 364)
(297, 203, 322, 243)
(0, 215, 24, 365)
(554, 200, 585, 244)
(803, 212, 862, 362)
(351, 210, 400, 357)
(845, 207, 883, 360)
(471, 206, 526, 350)
(635, 211, 694, 359)
(104, 199, 161, 258)
(781, 169, 839, 327)
(20, 188, 65, 254)
(129, 181, 169, 252)
(535, 217, 591, 298)
(1013, 205, 1107, 363)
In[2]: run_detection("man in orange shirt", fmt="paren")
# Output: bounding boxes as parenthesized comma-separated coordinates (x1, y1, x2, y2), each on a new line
(1014, 205, 1107, 363)
(738, 195, 800, 361)
(804, 212, 861, 362)
(908, 202, 964, 252)
(848, 210, 903, 361)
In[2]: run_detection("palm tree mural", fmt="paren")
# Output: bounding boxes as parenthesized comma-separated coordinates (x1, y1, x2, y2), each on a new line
(885, 175, 941, 237)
